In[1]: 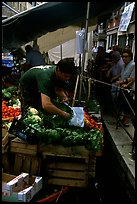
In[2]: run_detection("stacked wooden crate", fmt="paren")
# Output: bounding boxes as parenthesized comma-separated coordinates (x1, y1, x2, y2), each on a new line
(2, 132, 15, 173)
(9, 136, 101, 187)
(2, 131, 9, 154)
(10, 137, 41, 176)
(41, 144, 96, 187)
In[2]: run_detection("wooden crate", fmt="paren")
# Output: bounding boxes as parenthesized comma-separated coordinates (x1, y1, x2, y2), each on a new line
(2, 133, 10, 173)
(10, 137, 41, 176)
(10, 137, 38, 156)
(13, 153, 41, 176)
(2, 132, 15, 154)
(2, 133, 9, 154)
(42, 145, 96, 187)
(2, 127, 8, 138)
(10, 137, 101, 187)
(2, 133, 16, 173)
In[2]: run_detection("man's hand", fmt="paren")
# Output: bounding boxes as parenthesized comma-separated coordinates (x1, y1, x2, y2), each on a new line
(41, 93, 71, 119)
(63, 111, 71, 119)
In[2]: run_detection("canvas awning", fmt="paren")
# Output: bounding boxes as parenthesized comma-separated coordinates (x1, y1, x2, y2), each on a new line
(2, 2, 124, 50)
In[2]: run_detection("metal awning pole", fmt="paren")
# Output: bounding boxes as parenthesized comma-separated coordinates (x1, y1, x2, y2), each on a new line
(79, 21, 84, 68)
(78, 2, 90, 104)
(83, 2, 90, 71)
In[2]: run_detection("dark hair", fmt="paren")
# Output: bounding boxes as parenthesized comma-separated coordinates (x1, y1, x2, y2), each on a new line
(104, 52, 111, 59)
(111, 51, 121, 61)
(112, 45, 122, 54)
(25, 45, 32, 53)
(122, 49, 133, 60)
(97, 46, 105, 53)
(112, 45, 119, 51)
(57, 58, 77, 75)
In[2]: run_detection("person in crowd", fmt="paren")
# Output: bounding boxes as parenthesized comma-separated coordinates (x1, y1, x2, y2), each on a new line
(112, 49, 135, 126)
(109, 51, 124, 83)
(19, 58, 77, 118)
(96, 52, 113, 112)
(97, 51, 124, 113)
(124, 45, 131, 50)
(21, 45, 46, 72)
(94, 46, 106, 80)
(112, 45, 122, 54)
(99, 52, 112, 83)
(93, 50, 113, 112)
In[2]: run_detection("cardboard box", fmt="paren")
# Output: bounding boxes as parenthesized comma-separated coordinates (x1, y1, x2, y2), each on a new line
(18, 186, 33, 202)
(2, 173, 42, 202)
(3, 172, 29, 194)
(18, 176, 42, 202)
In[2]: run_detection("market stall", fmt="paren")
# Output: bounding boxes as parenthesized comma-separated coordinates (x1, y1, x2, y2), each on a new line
(2, 90, 104, 189)
(2, 2, 125, 202)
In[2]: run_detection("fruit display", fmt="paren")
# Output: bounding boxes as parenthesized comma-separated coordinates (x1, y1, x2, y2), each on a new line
(2, 100, 21, 121)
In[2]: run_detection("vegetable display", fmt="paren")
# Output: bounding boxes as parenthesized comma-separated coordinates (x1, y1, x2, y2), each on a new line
(10, 103, 104, 152)
(84, 111, 103, 133)
(2, 84, 104, 154)
(2, 85, 21, 123)
(2, 86, 18, 100)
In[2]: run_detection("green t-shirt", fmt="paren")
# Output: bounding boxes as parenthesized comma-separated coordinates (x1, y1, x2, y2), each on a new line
(20, 65, 57, 98)
(19, 65, 69, 100)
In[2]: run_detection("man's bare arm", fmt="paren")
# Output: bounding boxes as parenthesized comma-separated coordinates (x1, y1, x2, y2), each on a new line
(41, 93, 70, 118)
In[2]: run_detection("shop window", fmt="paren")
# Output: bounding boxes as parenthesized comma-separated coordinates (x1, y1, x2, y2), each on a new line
(128, 33, 134, 49)
(118, 35, 126, 50)
(112, 33, 117, 46)
(108, 35, 112, 48)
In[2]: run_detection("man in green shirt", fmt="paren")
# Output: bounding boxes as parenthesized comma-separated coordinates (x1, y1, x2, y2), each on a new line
(19, 58, 77, 118)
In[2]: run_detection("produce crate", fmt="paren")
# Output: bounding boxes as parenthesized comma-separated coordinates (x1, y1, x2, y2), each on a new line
(10, 137, 41, 176)
(2, 126, 8, 138)
(43, 155, 89, 187)
(10, 137, 101, 187)
(10, 136, 38, 156)
(2, 132, 9, 154)
(2, 133, 16, 173)
(42, 145, 97, 187)
(2, 132, 15, 153)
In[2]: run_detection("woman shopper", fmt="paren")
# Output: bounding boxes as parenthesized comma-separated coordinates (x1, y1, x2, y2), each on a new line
(114, 49, 135, 126)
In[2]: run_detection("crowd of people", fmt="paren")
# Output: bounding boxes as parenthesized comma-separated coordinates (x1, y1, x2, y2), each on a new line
(91, 44, 135, 127)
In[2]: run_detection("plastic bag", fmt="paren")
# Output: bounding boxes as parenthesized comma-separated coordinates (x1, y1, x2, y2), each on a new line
(69, 107, 84, 127)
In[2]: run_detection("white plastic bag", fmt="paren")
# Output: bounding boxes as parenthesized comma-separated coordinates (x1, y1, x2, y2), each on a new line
(76, 28, 85, 54)
(69, 107, 84, 127)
